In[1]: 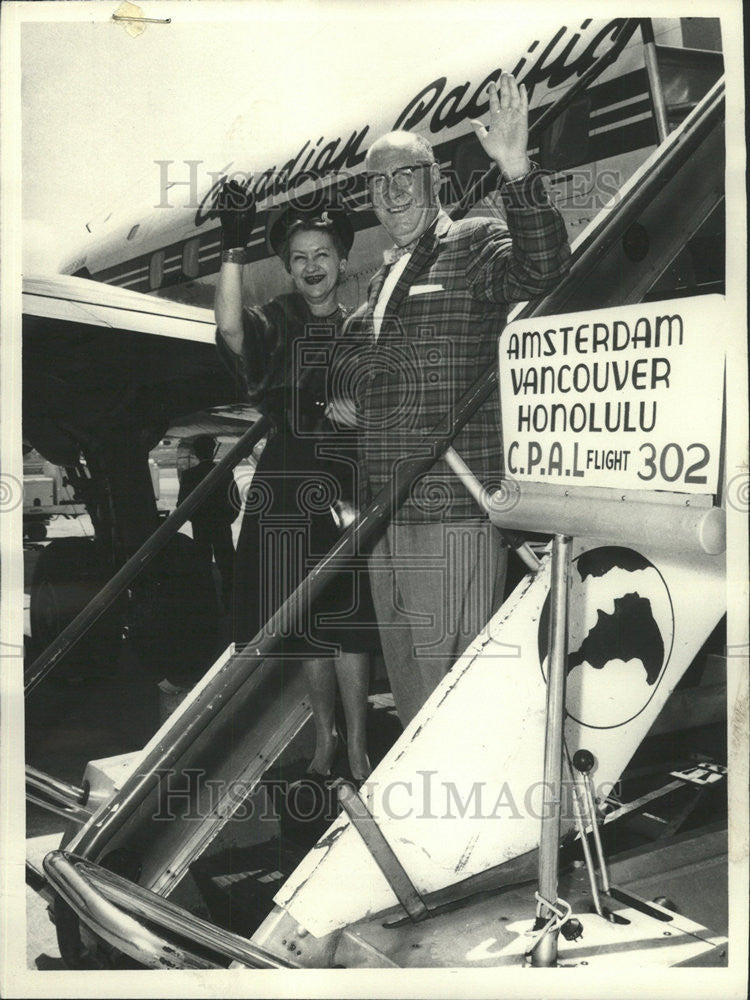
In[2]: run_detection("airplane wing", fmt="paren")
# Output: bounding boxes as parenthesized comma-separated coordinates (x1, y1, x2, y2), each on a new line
(22, 273, 249, 465)
(23, 273, 217, 342)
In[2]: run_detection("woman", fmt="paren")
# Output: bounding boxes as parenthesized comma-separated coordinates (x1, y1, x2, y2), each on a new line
(215, 183, 374, 783)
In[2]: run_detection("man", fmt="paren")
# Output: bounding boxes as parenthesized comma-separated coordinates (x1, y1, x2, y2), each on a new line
(177, 435, 238, 611)
(351, 74, 571, 726)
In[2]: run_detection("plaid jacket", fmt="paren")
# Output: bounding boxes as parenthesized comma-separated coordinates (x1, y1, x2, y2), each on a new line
(343, 170, 571, 522)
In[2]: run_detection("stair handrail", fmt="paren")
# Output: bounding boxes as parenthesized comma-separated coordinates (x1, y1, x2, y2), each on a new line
(43, 851, 294, 970)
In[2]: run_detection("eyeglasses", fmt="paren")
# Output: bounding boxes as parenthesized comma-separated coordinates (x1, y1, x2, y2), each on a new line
(365, 162, 433, 195)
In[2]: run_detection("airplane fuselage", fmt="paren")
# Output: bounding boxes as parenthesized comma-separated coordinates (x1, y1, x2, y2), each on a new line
(58, 17, 720, 311)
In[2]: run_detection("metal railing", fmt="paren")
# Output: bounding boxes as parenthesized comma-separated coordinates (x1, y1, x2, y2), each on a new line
(43, 851, 294, 970)
(26, 766, 92, 826)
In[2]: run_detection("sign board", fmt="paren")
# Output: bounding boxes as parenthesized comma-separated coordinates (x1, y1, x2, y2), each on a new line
(499, 296, 725, 494)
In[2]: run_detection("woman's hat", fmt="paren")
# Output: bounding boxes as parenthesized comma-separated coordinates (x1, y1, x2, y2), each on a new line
(267, 198, 355, 258)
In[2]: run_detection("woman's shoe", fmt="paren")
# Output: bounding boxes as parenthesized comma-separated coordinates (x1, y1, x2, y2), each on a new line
(306, 732, 339, 779)
(346, 748, 372, 787)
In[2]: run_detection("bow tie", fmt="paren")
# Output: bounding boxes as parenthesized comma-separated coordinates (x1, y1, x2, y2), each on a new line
(383, 240, 419, 266)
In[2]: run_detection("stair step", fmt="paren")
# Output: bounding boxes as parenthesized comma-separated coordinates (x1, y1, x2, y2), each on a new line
(190, 837, 305, 938)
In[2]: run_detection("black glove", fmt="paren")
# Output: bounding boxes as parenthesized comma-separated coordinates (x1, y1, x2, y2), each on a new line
(216, 179, 257, 249)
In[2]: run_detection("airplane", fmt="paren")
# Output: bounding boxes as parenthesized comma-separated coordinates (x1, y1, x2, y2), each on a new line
(20, 13, 739, 973)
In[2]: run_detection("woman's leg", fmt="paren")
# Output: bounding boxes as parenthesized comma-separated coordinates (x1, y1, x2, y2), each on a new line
(334, 652, 371, 782)
(303, 657, 338, 775)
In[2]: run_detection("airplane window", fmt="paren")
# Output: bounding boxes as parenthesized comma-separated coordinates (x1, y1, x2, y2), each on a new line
(655, 46, 723, 130)
(539, 94, 592, 173)
(182, 238, 200, 279)
(149, 250, 165, 290)
(449, 134, 491, 205)
(127, 224, 140, 241)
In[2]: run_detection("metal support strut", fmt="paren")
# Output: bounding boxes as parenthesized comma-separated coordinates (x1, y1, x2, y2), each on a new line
(642, 18, 670, 143)
(530, 534, 571, 967)
(443, 446, 542, 573)
(574, 749, 612, 894)
(563, 747, 604, 917)
(337, 782, 430, 923)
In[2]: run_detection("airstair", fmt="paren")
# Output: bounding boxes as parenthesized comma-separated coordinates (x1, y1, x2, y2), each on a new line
(25, 41, 732, 970)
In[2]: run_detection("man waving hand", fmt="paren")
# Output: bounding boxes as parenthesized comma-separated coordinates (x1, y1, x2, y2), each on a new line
(352, 74, 570, 726)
